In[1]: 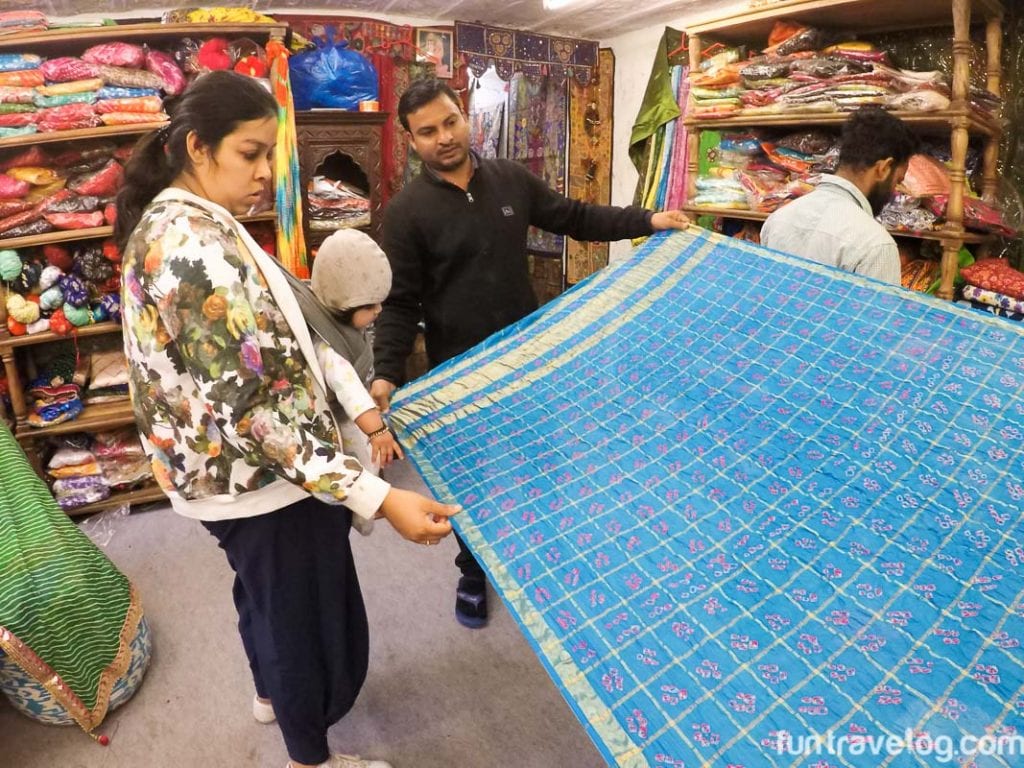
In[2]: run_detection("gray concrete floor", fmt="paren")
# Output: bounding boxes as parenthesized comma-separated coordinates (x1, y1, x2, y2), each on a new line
(0, 461, 606, 767)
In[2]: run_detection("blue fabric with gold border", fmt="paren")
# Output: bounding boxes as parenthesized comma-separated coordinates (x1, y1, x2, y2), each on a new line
(390, 229, 1024, 767)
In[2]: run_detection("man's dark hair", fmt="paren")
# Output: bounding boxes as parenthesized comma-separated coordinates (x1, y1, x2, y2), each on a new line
(838, 106, 920, 171)
(397, 77, 461, 131)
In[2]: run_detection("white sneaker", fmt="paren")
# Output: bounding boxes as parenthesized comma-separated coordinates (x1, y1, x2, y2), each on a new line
(286, 756, 393, 768)
(252, 694, 276, 724)
(326, 755, 393, 768)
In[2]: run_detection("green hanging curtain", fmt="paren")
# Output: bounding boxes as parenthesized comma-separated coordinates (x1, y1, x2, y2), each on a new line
(628, 27, 683, 175)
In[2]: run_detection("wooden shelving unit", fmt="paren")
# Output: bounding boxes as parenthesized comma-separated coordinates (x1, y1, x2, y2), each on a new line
(682, 206, 994, 243)
(684, 0, 1006, 300)
(0, 21, 289, 515)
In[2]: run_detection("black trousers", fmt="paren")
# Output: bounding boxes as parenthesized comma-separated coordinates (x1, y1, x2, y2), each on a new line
(454, 531, 485, 582)
(203, 496, 369, 765)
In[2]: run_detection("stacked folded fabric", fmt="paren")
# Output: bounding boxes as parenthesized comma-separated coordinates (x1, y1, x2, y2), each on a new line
(690, 21, 1001, 123)
(307, 176, 371, 231)
(46, 434, 109, 510)
(26, 347, 87, 428)
(92, 427, 152, 492)
(83, 348, 130, 404)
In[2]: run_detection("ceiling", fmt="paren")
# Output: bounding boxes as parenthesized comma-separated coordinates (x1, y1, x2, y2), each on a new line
(22, 0, 743, 41)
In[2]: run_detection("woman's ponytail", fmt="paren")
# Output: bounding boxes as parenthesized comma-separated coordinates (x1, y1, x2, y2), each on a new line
(114, 129, 176, 249)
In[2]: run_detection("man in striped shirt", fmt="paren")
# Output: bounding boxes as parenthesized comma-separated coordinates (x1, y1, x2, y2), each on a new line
(761, 107, 919, 285)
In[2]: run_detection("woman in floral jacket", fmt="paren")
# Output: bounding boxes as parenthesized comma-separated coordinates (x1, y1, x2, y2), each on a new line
(116, 71, 458, 768)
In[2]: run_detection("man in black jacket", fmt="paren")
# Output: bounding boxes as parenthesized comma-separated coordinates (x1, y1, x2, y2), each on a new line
(372, 77, 690, 628)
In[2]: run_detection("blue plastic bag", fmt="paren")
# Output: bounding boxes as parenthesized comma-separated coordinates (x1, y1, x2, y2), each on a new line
(289, 31, 378, 111)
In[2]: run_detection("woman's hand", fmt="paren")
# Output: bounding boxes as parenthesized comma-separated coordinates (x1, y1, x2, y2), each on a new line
(378, 487, 460, 545)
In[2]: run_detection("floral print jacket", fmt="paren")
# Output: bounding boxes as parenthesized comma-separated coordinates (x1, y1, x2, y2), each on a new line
(121, 189, 389, 521)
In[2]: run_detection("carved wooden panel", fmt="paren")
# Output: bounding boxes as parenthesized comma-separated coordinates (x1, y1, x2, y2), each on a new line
(295, 111, 387, 250)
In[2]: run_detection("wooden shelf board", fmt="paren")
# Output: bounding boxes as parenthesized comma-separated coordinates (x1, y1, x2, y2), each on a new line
(685, 110, 999, 138)
(683, 206, 993, 243)
(66, 483, 167, 518)
(0, 225, 113, 250)
(15, 399, 135, 439)
(0, 22, 288, 53)
(0, 122, 167, 151)
(0, 321, 121, 350)
(685, 0, 1004, 42)
(238, 211, 278, 223)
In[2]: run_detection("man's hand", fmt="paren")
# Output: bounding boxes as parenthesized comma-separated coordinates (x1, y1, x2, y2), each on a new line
(370, 378, 397, 413)
(378, 487, 460, 544)
(650, 210, 692, 231)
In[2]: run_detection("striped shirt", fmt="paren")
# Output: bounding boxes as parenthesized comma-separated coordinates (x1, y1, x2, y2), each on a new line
(760, 175, 901, 285)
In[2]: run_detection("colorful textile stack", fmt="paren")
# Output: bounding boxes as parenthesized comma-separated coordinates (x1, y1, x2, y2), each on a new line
(91, 427, 152, 493)
(391, 228, 1024, 766)
(959, 257, 1024, 316)
(0, 11, 48, 38)
(961, 283, 1024, 320)
(306, 176, 370, 231)
(26, 346, 86, 429)
(690, 22, 1001, 123)
(0, 137, 131, 246)
(47, 434, 108, 510)
(82, 348, 129, 404)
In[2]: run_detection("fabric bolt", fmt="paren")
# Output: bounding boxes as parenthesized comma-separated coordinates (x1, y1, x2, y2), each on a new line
(390, 228, 1024, 767)
(962, 284, 1024, 315)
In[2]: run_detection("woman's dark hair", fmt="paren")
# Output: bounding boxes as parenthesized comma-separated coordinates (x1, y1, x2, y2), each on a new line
(838, 106, 920, 171)
(115, 70, 278, 248)
(397, 77, 461, 131)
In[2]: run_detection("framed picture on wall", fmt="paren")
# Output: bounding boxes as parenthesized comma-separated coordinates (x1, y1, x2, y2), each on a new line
(416, 27, 453, 78)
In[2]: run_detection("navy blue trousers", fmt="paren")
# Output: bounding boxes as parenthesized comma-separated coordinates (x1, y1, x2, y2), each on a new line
(203, 496, 368, 765)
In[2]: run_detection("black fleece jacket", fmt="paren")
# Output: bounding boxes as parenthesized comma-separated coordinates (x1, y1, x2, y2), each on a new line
(374, 155, 655, 384)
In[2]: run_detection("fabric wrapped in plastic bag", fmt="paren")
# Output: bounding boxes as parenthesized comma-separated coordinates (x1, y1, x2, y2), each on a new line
(95, 96, 163, 114)
(40, 57, 98, 83)
(97, 65, 164, 90)
(68, 159, 123, 196)
(36, 78, 103, 96)
(144, 48, 186, 95)
(1, 217, 52, 238)
(44, 211, 105, 230)
(0, 53, 40, 72)
(96, 85, 160, 100)
(0, 199, 33, 216)
(0, 85, 35, 104)
(100, 112, 169, 126)
(49, 142, 115, 168)
(776, 130, 836, 156)
(42, 194, 101, 214)
(8, 166, 61, 185)
(83, 43, 146, 69)
(0, 174, 30, 199)
(289, 34, 378, 111)
(25, 179, 68, 202)
(34, 92, 98, 109)
(0, 112, 33, 127)
(0, 69, 43, 87)
(36, 102, 100, 133)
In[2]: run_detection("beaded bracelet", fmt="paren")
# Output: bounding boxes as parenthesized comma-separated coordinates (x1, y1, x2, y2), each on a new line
(367, 425, 390, 441)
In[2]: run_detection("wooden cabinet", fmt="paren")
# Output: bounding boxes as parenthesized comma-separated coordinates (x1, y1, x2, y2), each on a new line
(295, 110, 387, 250)
(0, 21, 287, 515)
(682, 0, 1005, 300)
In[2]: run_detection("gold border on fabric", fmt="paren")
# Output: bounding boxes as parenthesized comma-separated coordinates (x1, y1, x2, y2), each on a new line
(0, 584, 143, 736)
(392, 231, 717, 439)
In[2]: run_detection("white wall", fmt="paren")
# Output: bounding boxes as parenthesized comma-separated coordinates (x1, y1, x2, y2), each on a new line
(601, 23, 682, 262)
